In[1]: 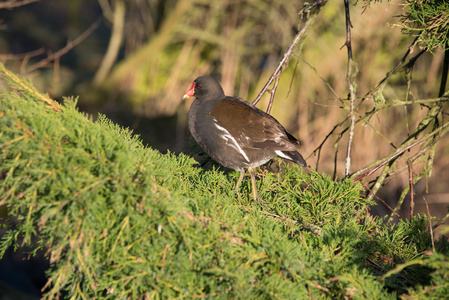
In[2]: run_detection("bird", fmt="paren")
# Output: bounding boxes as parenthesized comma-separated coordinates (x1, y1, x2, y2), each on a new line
(182, 75, 306, 201)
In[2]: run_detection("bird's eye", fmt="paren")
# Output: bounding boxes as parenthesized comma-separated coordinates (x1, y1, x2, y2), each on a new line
(198, 84, 202, 89)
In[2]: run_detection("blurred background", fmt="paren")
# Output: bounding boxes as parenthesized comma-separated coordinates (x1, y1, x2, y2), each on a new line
(0, 0, 448, 297)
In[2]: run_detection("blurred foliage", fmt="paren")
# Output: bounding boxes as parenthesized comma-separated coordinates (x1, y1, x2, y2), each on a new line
(1, 64, 449, 299)
(104, 0, 305, 117)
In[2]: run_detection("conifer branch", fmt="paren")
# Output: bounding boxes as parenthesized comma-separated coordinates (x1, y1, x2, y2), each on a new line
(0, 63, 60, 111)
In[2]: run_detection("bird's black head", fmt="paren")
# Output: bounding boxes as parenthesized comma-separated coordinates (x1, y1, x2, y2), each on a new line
(182, 75, 225, 101)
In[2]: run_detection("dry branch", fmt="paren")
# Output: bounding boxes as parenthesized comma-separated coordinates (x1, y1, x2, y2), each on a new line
(25, 18, 101, 73)
(0, 0, 37, 10)
(408, 161, 415, 219)
(252, 0, 328, 108)
(342, 0, 357, 176)
(93, 0, 125, 86)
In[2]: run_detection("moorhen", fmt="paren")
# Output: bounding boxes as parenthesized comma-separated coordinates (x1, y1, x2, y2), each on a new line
(182, 75, 306, 200)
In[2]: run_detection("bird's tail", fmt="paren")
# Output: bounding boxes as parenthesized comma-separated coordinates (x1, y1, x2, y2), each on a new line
(278, 151, 307, 167)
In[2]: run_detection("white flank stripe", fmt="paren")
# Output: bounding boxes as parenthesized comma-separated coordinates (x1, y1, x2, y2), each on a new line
(214, 123, 250, 162)
(275, 150, 291, 161)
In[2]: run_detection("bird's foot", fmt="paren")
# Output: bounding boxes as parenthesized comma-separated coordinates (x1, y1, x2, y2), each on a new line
(252, 195, 269, 208)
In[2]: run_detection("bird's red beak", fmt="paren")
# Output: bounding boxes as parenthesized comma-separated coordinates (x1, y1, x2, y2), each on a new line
(182, 82, 196, 100)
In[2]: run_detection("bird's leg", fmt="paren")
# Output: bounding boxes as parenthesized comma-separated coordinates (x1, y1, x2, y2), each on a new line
(235, 171, 245, 191)
(247, 166, 260, 201)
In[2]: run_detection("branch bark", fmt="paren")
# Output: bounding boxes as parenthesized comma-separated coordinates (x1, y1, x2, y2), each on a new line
(438, 42, 449, 97)
(408, 161, 415, 219)
(26, 18, 101, 73)
(93, 0, 126, 86)
(0, 0, 37, 9)
(343, 0, 357, 176)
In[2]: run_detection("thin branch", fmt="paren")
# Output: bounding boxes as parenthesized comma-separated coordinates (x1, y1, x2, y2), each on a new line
(423, 195, 435, 252)
(432, 211, 449, 231)
(0, 48, 45, 61)
(359, 180, 400, 217)
(343, 0, 357, 176)
(265, 74, 280, 114)
(361, 37, 420, 103)
(351, 119, 449, 182)
(93, 0, 125, 86)
(25, 17, 102, 73)
(363, 132, 438, 208)
(408, 160, 415, 219)
(312, 93, 447, 174)
(286, 57, 300, 99)
(301, 58, 341, 101)
(438, 42, 449, 97)
(385, 146, 437, 224)
(341, 0, 353, 58)
(98, 0, 115, 22)
(313, 37, 424, 170)
(252, 0, 328, 106)
(312, 116, 348, 170)
(351, 100, 446, 184)
(366, 161, 391, 202)
(0, 0, 37, 9)
(401, 48, 427, 71)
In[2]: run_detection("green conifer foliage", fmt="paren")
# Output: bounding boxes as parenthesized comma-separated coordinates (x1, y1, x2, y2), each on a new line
(1, 64, 448, 298)
(362, 0, 449, 50)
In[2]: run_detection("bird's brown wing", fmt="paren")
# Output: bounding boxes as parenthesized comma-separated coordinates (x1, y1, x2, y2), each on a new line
(210, 97, 299, 152)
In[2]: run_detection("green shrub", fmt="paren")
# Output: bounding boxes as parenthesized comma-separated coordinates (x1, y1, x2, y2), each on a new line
(1, 65, 448, 299)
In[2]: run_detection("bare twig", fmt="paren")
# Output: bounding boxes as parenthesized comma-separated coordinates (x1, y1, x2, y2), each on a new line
(0, 48, 46, 74)
(401, 48, 427, 71)
(341, 0, 353, 58)
(0, 48, 45, 61)
(384, 137, 440, 224)
(423, 195, 435, 252)
(313, 37, 424, 171)
(359, 180, 400, 217)
(51, 56, 60, 96)
(286, 57, 300, 99)
(265, 74, 280, 114)
(312, 116, 348, 170)
(252, 0, 328, 106)
(301, 58, 341, 101)
(93, 0, 125, 86)
(438, 42, 449, 97)
(432, 211, 449, 231)
(343, 0, 357, 176)
(408, 160, 415, 219)
(312, 116, 350, 171)
(352, 99, 446, 181)
(97, 0, 115, 22)
(0, 0, 37, 9)
(352, 119, 449, 182)
(25, 17, 101, 73)
(362, 37, 419, 102)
